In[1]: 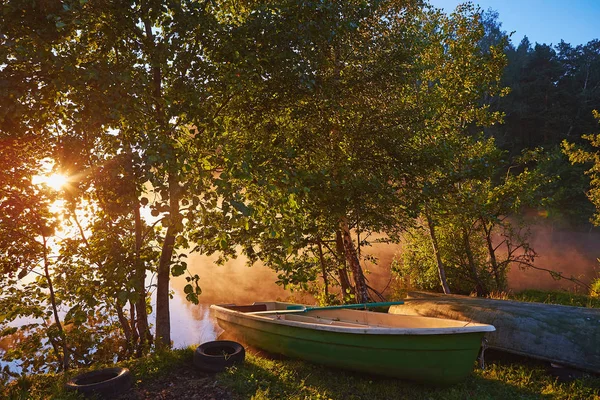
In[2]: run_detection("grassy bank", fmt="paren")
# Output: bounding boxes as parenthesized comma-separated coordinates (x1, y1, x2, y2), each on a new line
(219, 351, 600, 400)
(2, 290, 599, 399)
(508, 289, 600, 308)
(2, 348, 199, 400)
(6, 347, 597, 400)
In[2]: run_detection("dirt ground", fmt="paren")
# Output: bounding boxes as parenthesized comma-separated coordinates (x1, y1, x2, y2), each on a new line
(117, 361, 234, 400)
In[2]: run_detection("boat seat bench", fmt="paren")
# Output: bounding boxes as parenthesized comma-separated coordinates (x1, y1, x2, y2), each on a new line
(224, 304, 268, 313)
(283, 314, 372, 328)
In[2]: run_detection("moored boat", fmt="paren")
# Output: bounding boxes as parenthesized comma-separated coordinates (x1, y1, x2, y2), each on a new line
(210, 301, 495, 384)
(389, 291, 600, 373)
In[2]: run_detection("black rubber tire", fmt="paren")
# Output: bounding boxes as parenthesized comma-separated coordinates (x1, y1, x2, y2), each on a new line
(194, 340, 245, 372)
(65, 367, 132, 398)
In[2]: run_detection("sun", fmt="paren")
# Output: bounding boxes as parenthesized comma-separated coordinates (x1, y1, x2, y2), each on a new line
(32, 173, 68, 191)
(46, 174, 68, 191)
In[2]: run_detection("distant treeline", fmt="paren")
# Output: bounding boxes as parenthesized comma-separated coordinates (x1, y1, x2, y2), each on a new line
(484, 11, 600, 226)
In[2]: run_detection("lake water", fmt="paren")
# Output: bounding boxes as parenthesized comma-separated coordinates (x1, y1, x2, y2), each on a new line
(167, 245, 398, 348)
(2, 228, 598, 375)
(168, 251, 308, 348)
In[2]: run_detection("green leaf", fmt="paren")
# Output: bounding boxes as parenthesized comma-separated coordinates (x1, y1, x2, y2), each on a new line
(0, 327, 18, 338)
(231, 200, 251, 216)
(185, 292, 199, 305)
(171, 263, 186, 277)
(288, 195, 298, 209)
(219, 237, 228, 249)
(117, 290, 128, 306)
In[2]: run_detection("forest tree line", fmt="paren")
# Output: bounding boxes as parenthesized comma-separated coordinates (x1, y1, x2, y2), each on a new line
(1, 0, 599, 379)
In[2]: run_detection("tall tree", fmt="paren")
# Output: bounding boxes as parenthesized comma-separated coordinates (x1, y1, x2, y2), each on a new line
(200, 2, 510, 302)
(192, 0, 428, 303)
(397, 138, 542, 295)
(0, 0, 230, 355)
(0, 139, 73, 372)
(395, 3, 508, 294)
(563, 111, 600, 226)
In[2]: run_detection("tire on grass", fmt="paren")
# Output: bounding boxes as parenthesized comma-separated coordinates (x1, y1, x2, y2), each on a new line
(194, 340, 245, 372)
(65, 367, 132, 398)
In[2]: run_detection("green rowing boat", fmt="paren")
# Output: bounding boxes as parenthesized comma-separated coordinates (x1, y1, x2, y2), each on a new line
(210, 301, 495, 384)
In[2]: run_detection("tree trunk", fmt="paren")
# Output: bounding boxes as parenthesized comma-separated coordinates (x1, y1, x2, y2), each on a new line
(481, 219, 503, 290)
(126, 145, 153, 354)
(42, 236, 69, 371)
(462, 228, 488, 297)
(142, 7, 178, 348)
(335, 230, 353, 299)
(129, 300, 139, 354)
(340, 217, 369, 303)
(317, 238, 329, 300)
(425, 212, 451, 294)
(155, 226, 175, 347)
(115, 302, 132, 355)
(155, 173, 180, 347)
(133, 203, 152, 353)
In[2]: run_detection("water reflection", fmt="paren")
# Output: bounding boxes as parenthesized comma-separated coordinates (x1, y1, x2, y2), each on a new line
(168, 252, 296, 347)
(168, 247, 391, 347)
(169, 298, 221, 348)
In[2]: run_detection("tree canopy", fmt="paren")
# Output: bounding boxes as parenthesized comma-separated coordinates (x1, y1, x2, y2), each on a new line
(1, 0, 599, 380)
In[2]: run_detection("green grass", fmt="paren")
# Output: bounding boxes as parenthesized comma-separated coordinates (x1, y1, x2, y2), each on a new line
(7, 346, 597, 400)
(2, 372, 82, 400)
(119, 346, 195, 382)
(219, 351, 600, 400)
(3, 344, 599, 400)
(508, 289, 600, 308)
(1, 347, 196, 400)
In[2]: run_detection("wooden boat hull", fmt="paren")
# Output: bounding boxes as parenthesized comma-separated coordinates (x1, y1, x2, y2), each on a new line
(389, 292, 600, 373)
(211, 302, 495, 384)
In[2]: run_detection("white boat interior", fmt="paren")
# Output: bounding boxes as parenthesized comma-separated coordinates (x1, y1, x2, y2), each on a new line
(214, 301, 496, 334)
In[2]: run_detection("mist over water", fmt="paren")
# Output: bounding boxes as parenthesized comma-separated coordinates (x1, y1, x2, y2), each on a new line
(170, 240, 401, 347)
(2, 226, 598, 376)
(172, 253, 293, 305)
(507, 226, 600, 292)
(6, 225, 597, 357)
(169, 253, 300, 348)
(172, 226, 600, 347)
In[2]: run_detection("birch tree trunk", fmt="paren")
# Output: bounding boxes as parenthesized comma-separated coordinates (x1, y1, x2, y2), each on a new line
(42, 236, 69, 371)
(317, 238, 329, 299)
(481, 219, 503, 290)
(133, 203, 152, 352)
(425, 212, 451, 294)
(340, 218, 369, 303)
(155, 173, 180, 347)
(335, 230, 353, 299)
(462, 227, 488, 297)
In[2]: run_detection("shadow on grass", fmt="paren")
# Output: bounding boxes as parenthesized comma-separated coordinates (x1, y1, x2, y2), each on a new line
(218, 348, 598, 400)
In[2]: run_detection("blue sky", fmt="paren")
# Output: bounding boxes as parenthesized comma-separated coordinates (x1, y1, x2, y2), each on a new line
(430, 0, 600, 46)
